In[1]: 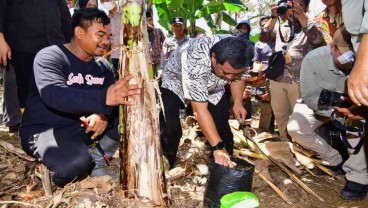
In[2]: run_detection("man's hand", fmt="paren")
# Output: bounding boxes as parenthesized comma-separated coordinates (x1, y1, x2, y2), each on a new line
(347, 34, 368, 106)
(233, 102, 247, 123)
(333, 105, 368, 120)
(106, 74, 141, 106)
(243, 86, 252, 99)
(213, 149, 236, 168)
(261, 93, 271, 101)
(0, 33, 11, 67)
(80, 114, 108, 139)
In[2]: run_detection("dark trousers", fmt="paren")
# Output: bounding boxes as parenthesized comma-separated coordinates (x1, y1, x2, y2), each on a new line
(160, 88, 233, 168)
(159, 88, 185, 168)
(27, 125, 95, 186)
(10, 51, 36, 108)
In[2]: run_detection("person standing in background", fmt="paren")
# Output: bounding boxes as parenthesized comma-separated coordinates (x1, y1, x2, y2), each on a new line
(146, 11, 166, 78)
(75, 0, 98, 9)
(159, 17, 189, 73)
(0, 0, 72, 132)
(100, 0, 121, 80)
(252, 16, 276, 132)
(315, 0, 343, 44)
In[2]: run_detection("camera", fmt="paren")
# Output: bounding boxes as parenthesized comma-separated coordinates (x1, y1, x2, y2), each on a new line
(276, 0, 291, 15)
(318, 89, 351, 108)
(252, 87, 266, 96)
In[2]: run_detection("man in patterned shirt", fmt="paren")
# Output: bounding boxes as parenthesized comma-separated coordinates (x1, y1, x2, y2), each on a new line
(160, 35, 254, 168)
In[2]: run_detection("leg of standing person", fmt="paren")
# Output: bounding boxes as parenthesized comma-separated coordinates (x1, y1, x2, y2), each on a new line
(270, 81, 290, 139)
(340, 120, 368, 200)
(2, 63, 22, 132)
(259, 101, 274, 132)
(10, 51, 36, 108)
(270, 81, 300, 140)
(159, 88, 185, 168)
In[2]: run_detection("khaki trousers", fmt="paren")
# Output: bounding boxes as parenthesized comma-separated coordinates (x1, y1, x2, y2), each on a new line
(288, 103, 368, 184)
(270, 81, 300, 139)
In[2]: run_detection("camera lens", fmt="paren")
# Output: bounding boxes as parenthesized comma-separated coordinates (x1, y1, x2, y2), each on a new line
(276, 0, 289, 15)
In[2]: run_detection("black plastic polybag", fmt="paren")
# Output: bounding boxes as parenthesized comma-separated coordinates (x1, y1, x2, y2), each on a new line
(204, 157, 255, 208)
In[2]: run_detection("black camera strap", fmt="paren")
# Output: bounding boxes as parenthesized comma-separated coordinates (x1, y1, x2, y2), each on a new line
(331, 111, 364, 154)
(278, 0, 295, 43)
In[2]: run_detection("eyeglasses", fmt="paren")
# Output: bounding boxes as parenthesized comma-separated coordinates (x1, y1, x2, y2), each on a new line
(221, 66, 250, 81)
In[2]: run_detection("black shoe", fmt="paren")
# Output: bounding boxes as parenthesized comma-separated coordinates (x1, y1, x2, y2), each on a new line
(340, 180, 368, 200)
(8, 123, 20, 133)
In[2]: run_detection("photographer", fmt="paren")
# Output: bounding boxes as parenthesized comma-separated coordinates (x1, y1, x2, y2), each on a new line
(287, 26, 368, 200)
(262, 0, 324, 141)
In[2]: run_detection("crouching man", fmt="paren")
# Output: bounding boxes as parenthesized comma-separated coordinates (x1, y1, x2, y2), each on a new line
(19, 8, 140, 186)
(287, 26, 368, 200)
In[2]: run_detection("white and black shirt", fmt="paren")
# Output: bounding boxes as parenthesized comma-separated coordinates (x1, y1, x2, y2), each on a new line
(161, 35, 231, 105)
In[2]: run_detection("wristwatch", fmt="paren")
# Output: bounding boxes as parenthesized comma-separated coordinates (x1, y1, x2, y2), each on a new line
(211, 141, 225, 151)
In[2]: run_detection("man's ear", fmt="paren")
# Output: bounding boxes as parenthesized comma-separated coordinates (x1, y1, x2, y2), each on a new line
(211, 53, 216, 64)
(74, 26, 85, 40)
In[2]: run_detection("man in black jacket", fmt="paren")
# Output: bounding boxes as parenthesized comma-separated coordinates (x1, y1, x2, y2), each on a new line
(19, 8, 140, 186)
(0, 0, 72, 132)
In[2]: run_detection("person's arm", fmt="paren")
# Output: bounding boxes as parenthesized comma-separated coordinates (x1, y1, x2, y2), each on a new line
(300, 50, 325, 112)
(34, 47, 140, 114)
(191, 101, 235, 167)
(291, 1, 324, 46)
(0, 1, 11, 67)
(230, 80, 247, 122)
(347, 34, 368, 106)
(264, 3, 278, 33)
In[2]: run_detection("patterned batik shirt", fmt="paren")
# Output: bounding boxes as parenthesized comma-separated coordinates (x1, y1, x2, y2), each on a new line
(161, 35, 232, 105)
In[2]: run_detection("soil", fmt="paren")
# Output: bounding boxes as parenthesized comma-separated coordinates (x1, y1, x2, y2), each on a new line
(1, 113, 368, 207)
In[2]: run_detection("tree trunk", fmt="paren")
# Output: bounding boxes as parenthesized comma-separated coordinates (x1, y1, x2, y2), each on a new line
(118, 0, 168, 206)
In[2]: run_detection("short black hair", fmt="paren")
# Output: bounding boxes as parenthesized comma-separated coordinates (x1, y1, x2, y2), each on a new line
(71, 8, 110, 37)
(210, 37, 254, 69)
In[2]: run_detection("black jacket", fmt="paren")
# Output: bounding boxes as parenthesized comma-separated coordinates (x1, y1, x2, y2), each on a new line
(0, 0, 72, 53)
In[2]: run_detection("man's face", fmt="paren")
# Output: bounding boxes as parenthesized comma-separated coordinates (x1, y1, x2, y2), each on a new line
(65, 0, 74, 8)
(211, 55, 246, 82)
(322, 0, 340, 7)
(330, 44, 353, 72)
(172, 23, 184, 35)
(79, 21, 112, 57)
(147, 17, 154, 29)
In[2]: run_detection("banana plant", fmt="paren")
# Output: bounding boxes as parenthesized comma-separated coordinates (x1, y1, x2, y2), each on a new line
(153, 0, 247, 37)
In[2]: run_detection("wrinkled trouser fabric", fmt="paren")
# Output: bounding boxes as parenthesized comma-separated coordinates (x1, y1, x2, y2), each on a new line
(270, 81, 300, 139)
(288, 103, 368, 185)
(27, 125, 118, 186)
(2, 63, 21, 126)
